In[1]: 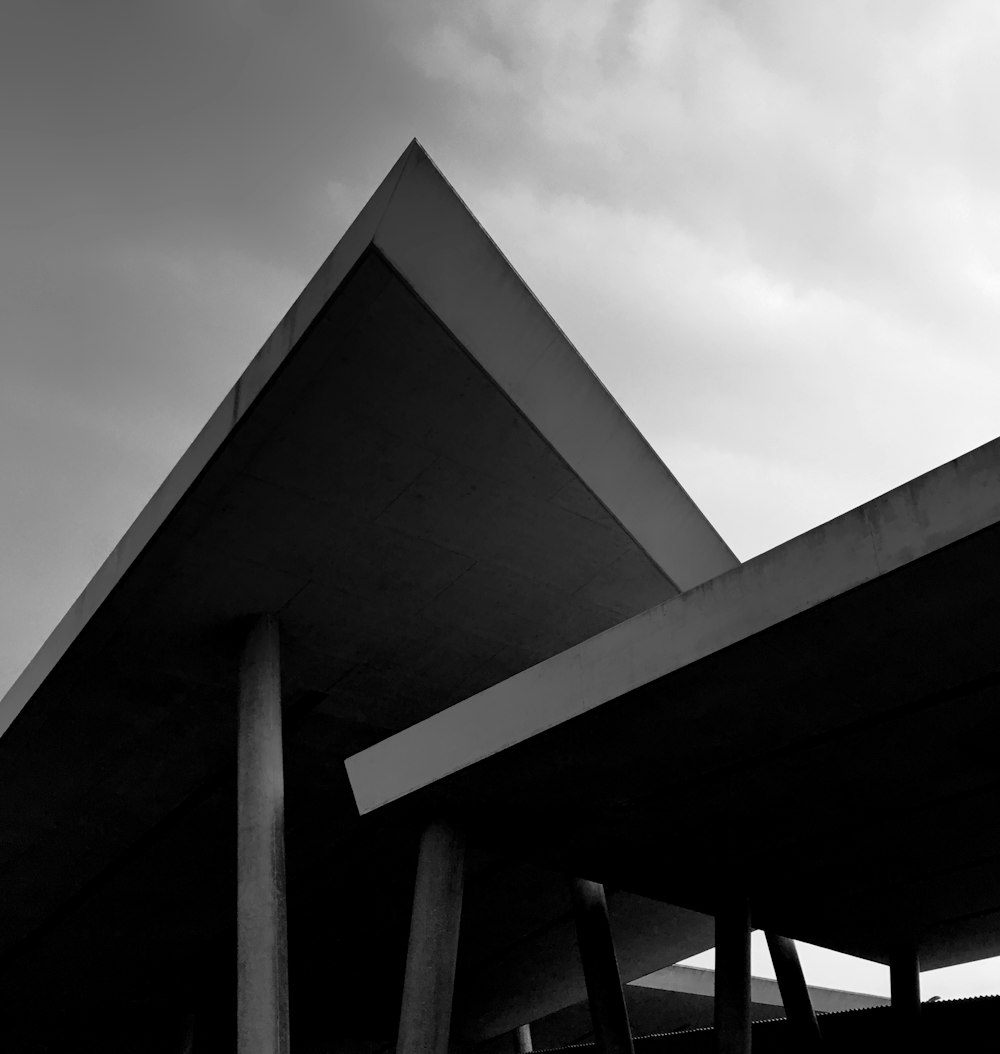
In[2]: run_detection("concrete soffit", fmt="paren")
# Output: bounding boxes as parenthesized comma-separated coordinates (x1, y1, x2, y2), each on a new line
(0, 138, 735, 743)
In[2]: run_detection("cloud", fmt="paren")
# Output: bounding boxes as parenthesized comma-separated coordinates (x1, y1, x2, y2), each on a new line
(5, 0, 1000, 651)
(384, 0, 1000, 555)
(0, 231, 304, 695)
(3, 0, 1000, 1002)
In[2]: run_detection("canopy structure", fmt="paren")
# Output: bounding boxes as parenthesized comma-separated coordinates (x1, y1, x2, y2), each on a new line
(0, 143, 744, 1052)
(6, 138, 994, 1054)
(349, 434, 1000, 971)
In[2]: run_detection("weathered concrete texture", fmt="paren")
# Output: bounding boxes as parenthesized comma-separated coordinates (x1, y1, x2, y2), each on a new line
(237, 615, 289, 1054)
(397, 820, 466, 1054)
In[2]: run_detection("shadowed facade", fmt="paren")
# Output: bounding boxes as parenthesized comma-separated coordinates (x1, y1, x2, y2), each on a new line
(3, 141, 997, 1053)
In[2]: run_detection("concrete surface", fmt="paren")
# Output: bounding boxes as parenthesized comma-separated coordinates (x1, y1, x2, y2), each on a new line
(0, 142, 735, 1050)
(346, 435, 1000, 969)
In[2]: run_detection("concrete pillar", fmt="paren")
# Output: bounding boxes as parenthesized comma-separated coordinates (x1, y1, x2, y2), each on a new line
(178, 1013, 196, 1054)
(714, 898, 751, 1054)
(890, 939, 921, 1040)
(512, 1023, 533, 1054)
(397, 819, 466, 1054)
(764, 932, 820, 1048)
(570, 878, 634, 1054)
(237, 614, 290, 1054)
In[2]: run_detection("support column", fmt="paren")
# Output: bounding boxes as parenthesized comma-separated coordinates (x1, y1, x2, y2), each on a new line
(173, 1011, 196, 1054)
(512, 1023, 533, 1054)
(397, 819, 466, 1054)
(570, 878, 635, 1054)
(237, 614, 289, 1054)
(764, 933, 820, 1048)
(714, 898, 751, 1054)
(890, 940, 921, 1040)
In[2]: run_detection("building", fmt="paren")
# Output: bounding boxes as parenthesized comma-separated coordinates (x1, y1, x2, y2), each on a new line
(2, 141, 999, 1052)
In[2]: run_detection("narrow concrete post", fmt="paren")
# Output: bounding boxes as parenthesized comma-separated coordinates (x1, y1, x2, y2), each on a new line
(890, 939, 921, 1041)
(512, 1023, 533, 1054)
(714, 898, 751, 1054)
(570, 878, 635, 1054)
(397, 819, 466, 1054)
(764, 932, 821, 1047)
(237, 614, 289, 1054)
(173, 1011, 196, 1054)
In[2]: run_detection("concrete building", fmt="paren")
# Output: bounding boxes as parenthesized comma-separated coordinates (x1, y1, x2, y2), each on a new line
(1, 141, 998, 1052)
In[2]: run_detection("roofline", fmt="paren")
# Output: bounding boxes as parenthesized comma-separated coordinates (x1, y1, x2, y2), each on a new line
(368, 145, 738, 588)
(1, 139, 736, 742)
(0, 143, 419, 742)
(346, 433, 1000, 815)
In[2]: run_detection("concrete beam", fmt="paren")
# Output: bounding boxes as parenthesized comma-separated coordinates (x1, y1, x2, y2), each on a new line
(570, 878, 634, 1054)
(398, 819, 466, 1054)
(237, 614, 290, 1054)
(346, 438, 1000, 818)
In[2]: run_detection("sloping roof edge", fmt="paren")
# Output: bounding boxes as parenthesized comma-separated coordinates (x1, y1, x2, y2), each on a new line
(345, 433, 1000, 815)
(370, 147, 738, 590)
(0, 143, 417, 741)
(0, 139, 736, 742)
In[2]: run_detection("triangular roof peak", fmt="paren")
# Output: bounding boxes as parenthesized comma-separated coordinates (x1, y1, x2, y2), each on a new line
(368, 141, 737, 586)
(1, 140, 735, 741)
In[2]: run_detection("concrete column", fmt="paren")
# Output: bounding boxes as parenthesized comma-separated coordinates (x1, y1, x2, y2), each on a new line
(237, 614, 290, 1054)
(764, 932, 820, 1048)
(890, 939, 921, 1040)
(570, 878, 634, 1054)
(397, 819, 466, 1054)
(714, 898, 751, 1054)
(512, 1023, 533, 1054)
(171, 1011, 195, 1054)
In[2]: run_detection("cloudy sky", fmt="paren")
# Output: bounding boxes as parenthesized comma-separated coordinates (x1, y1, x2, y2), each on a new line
(3, 0, 1000, 997)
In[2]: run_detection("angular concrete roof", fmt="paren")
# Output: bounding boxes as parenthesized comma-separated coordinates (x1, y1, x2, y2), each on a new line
(347, 435, 1000, 971)
(0, 142, 736, 1048)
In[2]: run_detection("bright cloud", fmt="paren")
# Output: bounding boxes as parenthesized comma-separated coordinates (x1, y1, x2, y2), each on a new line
(384, 0, 1000, 553)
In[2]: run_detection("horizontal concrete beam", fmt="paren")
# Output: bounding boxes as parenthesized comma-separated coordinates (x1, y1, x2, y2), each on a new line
(346, 437, 1000, 815)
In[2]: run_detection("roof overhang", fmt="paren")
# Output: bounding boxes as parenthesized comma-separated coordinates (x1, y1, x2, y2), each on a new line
(0, 142, 736, 1044)
(347, 436, 1000, 969)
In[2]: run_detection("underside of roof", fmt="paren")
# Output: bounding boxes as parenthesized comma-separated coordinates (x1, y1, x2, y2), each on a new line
(348, 434, 1000, 971)
(0, 142, 737, 1051)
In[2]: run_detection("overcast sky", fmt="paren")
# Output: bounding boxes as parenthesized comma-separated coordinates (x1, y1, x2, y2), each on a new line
(3, 0, 1000, 997)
